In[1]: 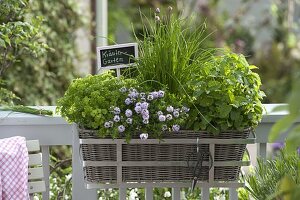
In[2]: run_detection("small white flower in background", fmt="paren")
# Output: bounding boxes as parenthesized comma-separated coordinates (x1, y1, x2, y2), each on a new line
(155, 7, 160, 13)
(166, 114, 173, 120)
(159, 115, 166, 122)
(104, 122, 110, 128)
(158, 90, 164, 98)
(164, 191, 171, 198)
(147, 94, 154, 101)
(143, 118, 149, 124)
(109, 121, 114, 127)
(113, 115, 120, 122)
(113, 107, 121, 115)
(126, 118, 133, 124)
(134, 106, 142, 114)
(155, 15, 160, 22)
(33, 196, 39, 200)
(166, 106, 174, 112)
(140, 133, 148, 140)
(141, 102, 149, 109)
(118, 125, 125, 133)
(172, 124, 180, 132)
(152, 91, 159, 99)
(173, 111, 180, 118)
(125, 109, 133, 117)
(162, 124, 168, 131)
(119, 87, 127, 93)
(125, 98, 132, 105)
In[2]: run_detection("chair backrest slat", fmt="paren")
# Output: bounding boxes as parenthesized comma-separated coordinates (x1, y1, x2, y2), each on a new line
(28, 181, 46, 194)
(28, 153, 42, 166)
(26, 140, 46, 195)
(28, 167, 44, 180)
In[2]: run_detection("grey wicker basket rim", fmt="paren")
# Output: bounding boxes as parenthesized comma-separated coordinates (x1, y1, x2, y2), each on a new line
(79, 131, 256, 145)
(85, 181, 245, 189)
(82, 160, 251, 167)
(78, 127, 253, 134)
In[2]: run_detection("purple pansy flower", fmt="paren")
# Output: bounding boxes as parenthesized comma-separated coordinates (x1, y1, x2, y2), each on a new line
(134, 106, 142, 114)
(143, 118, 149, 124)
(125, 98, 132, 105)
(104, 122, 110, 128)
(173, 111, 180, 118)
(159, 115, 166, 122)
(140, 133, 148, 140)
(141, 102, 149, 109)
(113, 115, 120, 122)
(158, 90, 165, 98)
(147, 94, 154, 101)
(119, 87, 127, 93)
(162, 125, 168, 131)
(181, 106, 190, 113)
(166, 114, 173, 120)
(172, 124, 180, 132)
(152, 91, 159, 99)
(113, 107, 121, 115)
(157, 111, 163, 116)
(126, 118, 133, 124)
(167, 106, 174, 113)
(125, 109, 132, 117)
(140, 93, 146, 98)
(118, 125, 125, 133)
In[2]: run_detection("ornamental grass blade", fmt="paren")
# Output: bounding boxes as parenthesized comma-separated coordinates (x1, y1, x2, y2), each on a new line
(269, 114, 298, 142)
(285, 125, 300, 154)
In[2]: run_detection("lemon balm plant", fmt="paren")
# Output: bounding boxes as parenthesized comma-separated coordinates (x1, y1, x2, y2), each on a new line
(186, 53, 265, 134)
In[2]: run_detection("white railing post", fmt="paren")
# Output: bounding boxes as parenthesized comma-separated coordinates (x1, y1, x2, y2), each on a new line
(172, 187, 181, 200)
(145, 187, 153, 200)
(119, 188, 126, 200)
(96, 0, 108, 46)
(41, 145, 50, 200)
(229, 188, 238, 200)
(201, 186, 210, 199)
(257, 142, 267, 159)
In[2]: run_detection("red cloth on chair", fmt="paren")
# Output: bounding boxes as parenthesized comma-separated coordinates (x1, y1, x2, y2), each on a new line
(0, 136, 29, 200)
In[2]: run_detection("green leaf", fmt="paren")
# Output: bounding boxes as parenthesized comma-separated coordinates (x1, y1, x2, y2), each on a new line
(285, 125, 300, 153)
(269, 114, 298, 142)
(288, 79, 300, 115)
(249, 65, 258, 70)
(218, 104, 232, 118)
(0, 38, 6, 47)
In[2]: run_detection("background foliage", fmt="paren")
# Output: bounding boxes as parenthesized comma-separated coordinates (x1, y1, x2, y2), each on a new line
(2, 0, 86, 105)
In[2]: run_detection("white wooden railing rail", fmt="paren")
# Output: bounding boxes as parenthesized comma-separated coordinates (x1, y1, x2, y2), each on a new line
(0, 104, 298, 200)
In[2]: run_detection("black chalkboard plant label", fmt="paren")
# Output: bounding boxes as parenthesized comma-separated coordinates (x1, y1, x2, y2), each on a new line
(97, 43, 138, 70)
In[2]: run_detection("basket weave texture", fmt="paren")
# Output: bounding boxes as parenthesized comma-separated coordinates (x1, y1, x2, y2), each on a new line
(79, 128, 251, 184)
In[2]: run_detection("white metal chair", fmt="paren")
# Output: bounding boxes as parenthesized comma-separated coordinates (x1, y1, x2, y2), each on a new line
(27, 140, 46, 199)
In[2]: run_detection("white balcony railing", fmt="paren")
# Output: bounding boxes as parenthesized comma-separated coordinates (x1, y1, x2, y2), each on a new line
(0, 104, 298, 200)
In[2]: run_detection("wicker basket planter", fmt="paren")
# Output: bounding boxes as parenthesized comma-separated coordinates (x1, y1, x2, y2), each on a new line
(79, 128, 255, 187)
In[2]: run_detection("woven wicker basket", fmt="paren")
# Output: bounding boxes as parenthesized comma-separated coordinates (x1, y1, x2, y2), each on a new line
(79, 128, 254, 185)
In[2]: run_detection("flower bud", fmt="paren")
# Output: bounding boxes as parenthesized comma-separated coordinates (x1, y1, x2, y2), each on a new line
(155, 16, 160, 22)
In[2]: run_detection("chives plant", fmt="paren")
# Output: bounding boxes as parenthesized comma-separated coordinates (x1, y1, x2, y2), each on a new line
(132, 8, 214, 96)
